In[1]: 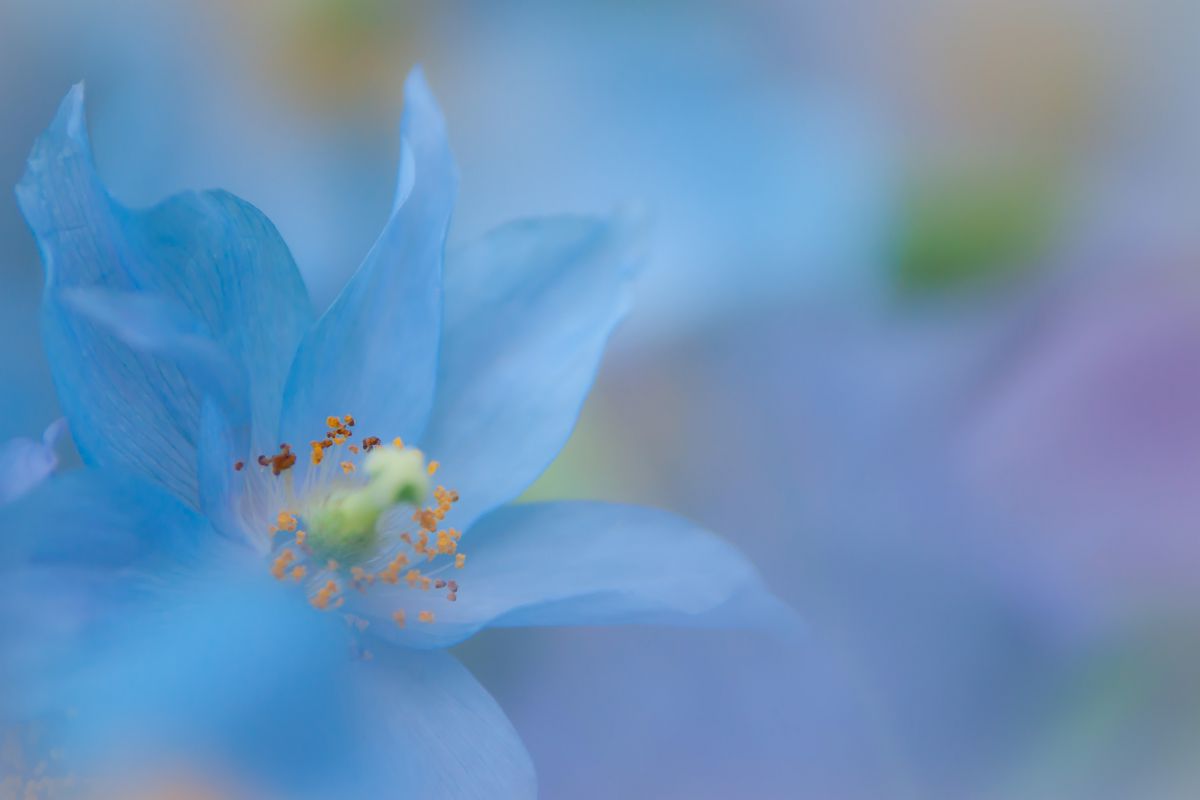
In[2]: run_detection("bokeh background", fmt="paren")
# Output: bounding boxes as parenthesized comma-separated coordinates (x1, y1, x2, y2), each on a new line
(3, 1, 1199, 797)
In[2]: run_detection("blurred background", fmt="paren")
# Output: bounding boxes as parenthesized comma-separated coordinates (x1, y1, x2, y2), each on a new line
(3, 0, 1199, 797)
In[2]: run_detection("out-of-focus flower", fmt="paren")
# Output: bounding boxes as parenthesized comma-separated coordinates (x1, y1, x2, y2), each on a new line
(963, 255, 1200, 626)
(1, 68, 788, 797)
(0, 418, 65, 504)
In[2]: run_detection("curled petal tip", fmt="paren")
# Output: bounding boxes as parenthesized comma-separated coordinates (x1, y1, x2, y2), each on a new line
(51, 82, 90, 145)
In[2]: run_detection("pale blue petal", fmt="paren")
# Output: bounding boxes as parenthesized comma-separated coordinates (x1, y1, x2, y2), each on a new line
(0, 468, 216, 714)
(0, 419, 65, 504)
(357, 502, 795, 649)
(32, 582, 534, 799)
(420, 215, 641, 530)
(55, 571, 356, 799)
(341, 646, 537, 800)
(61, 288, 249, 430)
(15, 85, 312, 505)
(281, 67, 456, 450)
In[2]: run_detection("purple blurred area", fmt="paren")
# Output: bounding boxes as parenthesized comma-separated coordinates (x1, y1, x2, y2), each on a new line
(4, 0, 1200, 797)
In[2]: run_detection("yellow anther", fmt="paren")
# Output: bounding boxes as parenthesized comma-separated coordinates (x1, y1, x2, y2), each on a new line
(427, 461, 440, 475)
(392, 610, 406, 627)
(290, 565, 307, 581)
(419, 577, 431, 591)
(455, 553, 466, 569)
(277, 512, 298, 532)
(340, 461, 355, 474)
(271, 549, 296, 580)
(393, 437, 404, 448)
(349, 445, 359, 454)
(311, 447, 324, 465)
(296, 530, 307, 546)
(327, 560, 340, 571)
(418, 611, 435, 624)
(311, 580, 339, 610)
(405, 568, 421, 587)
(326, 416, 341, 429)
(343, 415, 356, 427)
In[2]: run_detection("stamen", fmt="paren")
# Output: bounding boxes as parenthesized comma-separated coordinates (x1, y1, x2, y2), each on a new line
(271, 549, 296, 580)
(262, 413, 470, 627)
(311, 580, 340, 610)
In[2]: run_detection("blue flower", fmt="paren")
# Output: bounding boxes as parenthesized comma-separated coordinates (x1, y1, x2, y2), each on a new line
(2, 68, 790, 797)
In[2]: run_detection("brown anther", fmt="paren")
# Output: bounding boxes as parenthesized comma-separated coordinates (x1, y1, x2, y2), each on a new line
(343, 415, 356, 427)
(447, 580, 458, 592)
(348, 445, 360, 454)
(234, 461, 245, 471)
(434, 579, 446, 589)
(446, 592, 457, 602)
(257, 455, 271, 467)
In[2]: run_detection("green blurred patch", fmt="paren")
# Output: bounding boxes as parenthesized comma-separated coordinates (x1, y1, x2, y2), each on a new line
(892, 169, 1061, 295)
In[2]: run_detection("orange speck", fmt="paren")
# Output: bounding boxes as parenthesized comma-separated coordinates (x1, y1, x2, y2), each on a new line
(418, 611, 435, 624)
(392, 610, 406, 627)
(455, 553, 466, 569)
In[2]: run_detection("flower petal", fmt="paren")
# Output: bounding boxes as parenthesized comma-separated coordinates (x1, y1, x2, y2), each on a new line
(420, 214, 641, 530)
(61, 288, 249, 431)
(0, 467, 215, 713)
(52, 571, 355, 799)
(281, 67, 457, 449)
(0, 419, 65, 505)
(343, 646, 537, 800)
(15, 85, 313, 505)
(358, 501, 794, 649)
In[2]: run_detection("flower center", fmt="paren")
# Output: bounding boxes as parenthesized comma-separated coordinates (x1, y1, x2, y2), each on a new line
(236, 414, 467, 628)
